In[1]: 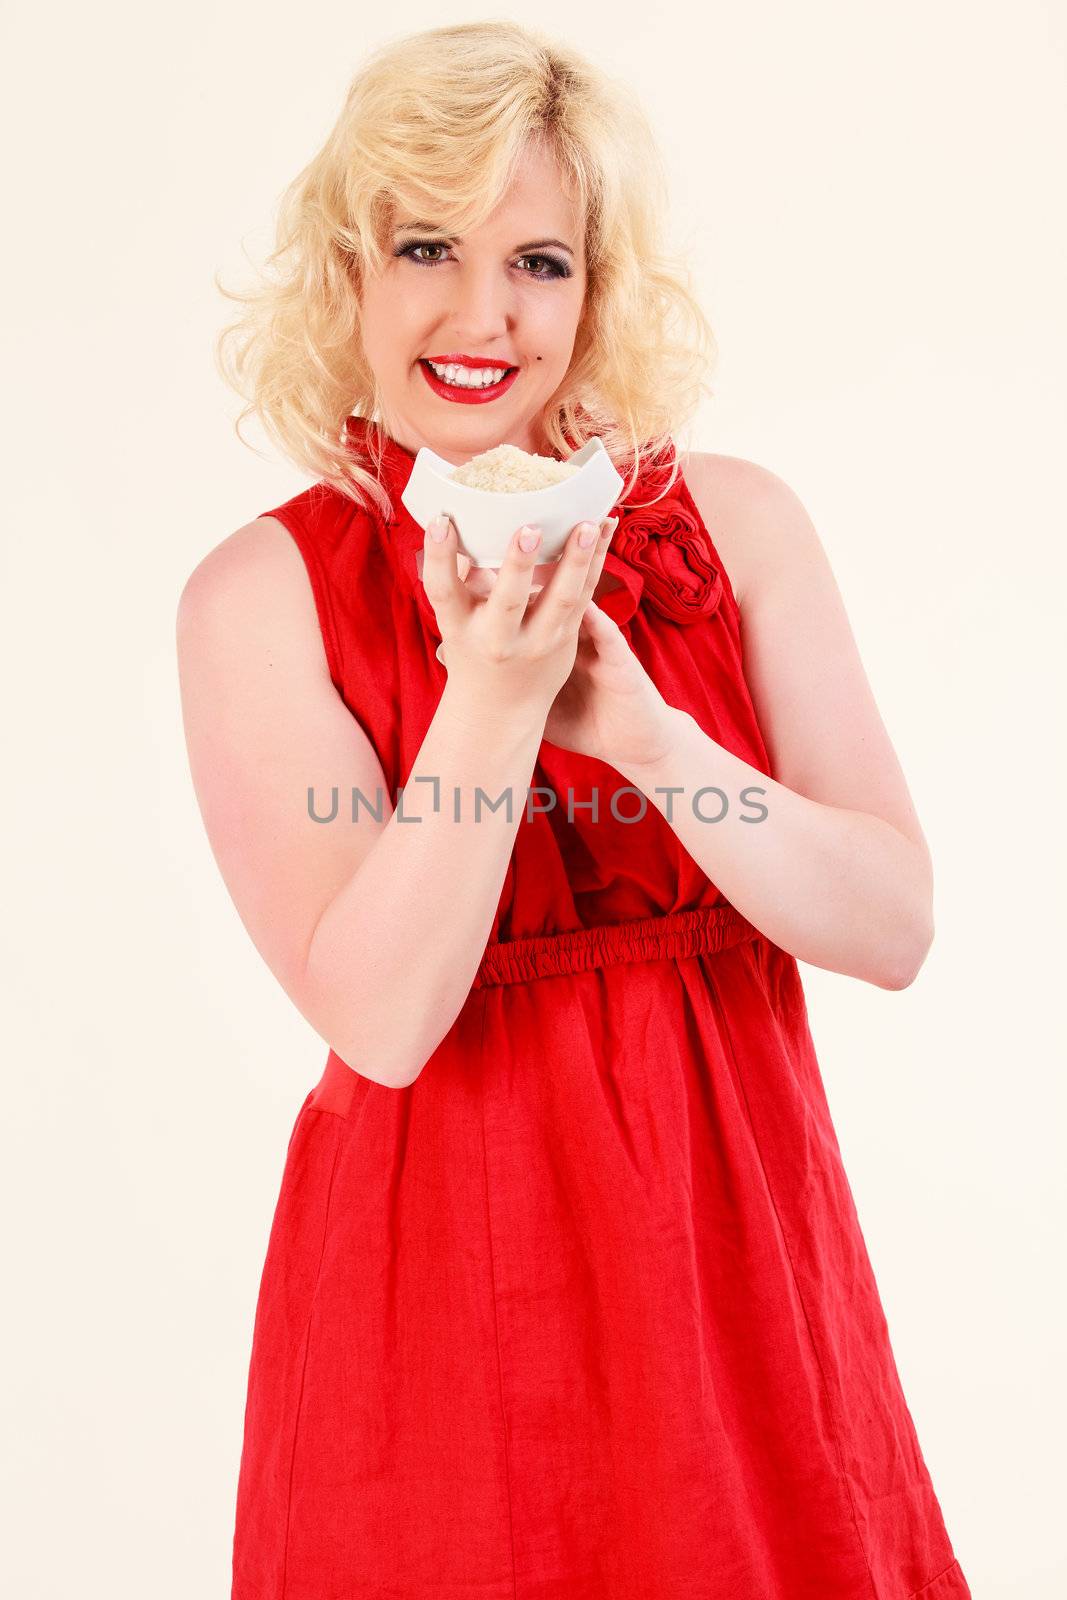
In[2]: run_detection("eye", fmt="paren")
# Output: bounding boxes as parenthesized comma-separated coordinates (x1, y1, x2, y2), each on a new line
(515, 253, 570, 280)
(398, 241, 449, 267)
(394, 241, 570, 280)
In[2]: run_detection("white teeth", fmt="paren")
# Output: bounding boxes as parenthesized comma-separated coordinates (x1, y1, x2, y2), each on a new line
(427, 360, 511, 388)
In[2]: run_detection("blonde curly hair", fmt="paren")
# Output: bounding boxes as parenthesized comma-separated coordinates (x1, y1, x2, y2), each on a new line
(214, 19, 718, 520)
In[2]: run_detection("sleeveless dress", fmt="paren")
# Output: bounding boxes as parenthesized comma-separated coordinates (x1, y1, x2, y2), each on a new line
(230, 415, 971, 1600)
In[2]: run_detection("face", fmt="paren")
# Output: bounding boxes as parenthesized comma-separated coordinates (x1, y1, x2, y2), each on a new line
(357, 138, 588, 468)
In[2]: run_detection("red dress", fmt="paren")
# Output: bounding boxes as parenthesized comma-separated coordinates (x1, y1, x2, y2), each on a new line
(230, 416, 970, 1599)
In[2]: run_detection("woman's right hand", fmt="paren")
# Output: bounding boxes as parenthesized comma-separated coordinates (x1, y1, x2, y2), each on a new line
(419, 514, 615, 733)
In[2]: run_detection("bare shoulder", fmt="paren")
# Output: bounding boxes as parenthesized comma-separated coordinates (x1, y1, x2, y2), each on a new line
(175, 514, 337, 692)
(678, 450, 825, 609)
(176, 516, 304, 619)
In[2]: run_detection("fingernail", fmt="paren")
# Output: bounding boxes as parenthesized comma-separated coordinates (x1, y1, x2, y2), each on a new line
(518, 525, 541, 552)
(428, 515, 449, 542)
(600, 517, 618, 539)
(578, 522, 598, 548)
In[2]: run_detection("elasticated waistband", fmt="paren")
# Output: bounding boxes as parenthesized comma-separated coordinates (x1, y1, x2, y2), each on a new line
(306, 903, 760, 1113)
(472, 902, 759, 988)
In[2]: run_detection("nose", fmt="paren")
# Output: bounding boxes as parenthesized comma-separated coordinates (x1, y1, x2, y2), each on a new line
(443, 260, 515, 346)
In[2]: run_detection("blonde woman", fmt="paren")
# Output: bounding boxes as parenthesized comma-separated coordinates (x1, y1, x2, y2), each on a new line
(177, 21, 971, 1600)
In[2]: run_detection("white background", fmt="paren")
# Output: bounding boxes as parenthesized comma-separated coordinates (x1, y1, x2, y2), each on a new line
(2, 3, 1064, 1594)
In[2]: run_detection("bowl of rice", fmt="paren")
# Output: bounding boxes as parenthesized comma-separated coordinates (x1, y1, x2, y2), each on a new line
(400, 435, 624, 568)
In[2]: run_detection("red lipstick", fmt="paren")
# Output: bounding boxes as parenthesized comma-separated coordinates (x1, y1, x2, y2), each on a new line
(425, 353, 518, 368)
(419, 358, 520, 406)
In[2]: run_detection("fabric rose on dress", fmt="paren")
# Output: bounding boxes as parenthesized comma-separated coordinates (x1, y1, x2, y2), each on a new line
(611, 493, 724, 623)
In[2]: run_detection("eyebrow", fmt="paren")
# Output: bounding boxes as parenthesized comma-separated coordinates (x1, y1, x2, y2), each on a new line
(393, 222, 575, 257)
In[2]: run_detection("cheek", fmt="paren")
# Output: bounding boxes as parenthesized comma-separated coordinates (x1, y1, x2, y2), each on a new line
(525, 294, 583, 363)
(361, 281, 421, 364)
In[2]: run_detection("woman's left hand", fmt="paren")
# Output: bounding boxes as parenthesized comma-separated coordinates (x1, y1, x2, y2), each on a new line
(541, 599, 679, 771)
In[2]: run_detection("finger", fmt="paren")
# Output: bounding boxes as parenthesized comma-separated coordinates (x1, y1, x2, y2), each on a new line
(574, 518, 620, 610)
(420, 515, 474, 631)
(532, 526, 612, 637)
(580, 596, 614, 634)
(579, 596, 630, 655)
(462, 563, 498, 599)
(528, 520, 613, 637)
(481, 524, 543, 636)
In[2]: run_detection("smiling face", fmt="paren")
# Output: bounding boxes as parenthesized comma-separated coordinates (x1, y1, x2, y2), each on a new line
(357, 139, 588, 465)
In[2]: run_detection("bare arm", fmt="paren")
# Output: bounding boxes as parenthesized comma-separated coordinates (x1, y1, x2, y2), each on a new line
(618, 708, 930, 989)
(303, 692, 544, 1086)
(176, 512, 611, 1089)
(617, 456, 933, 990)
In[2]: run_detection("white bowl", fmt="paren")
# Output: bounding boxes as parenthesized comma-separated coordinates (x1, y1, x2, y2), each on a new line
(400, 435, 624, 568)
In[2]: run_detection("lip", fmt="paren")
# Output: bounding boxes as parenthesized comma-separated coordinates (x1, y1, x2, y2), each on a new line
(425, 353, 519, 368)
(419, 359, 520, 405)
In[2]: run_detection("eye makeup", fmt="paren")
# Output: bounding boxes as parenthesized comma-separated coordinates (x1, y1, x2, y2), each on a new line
(393, 238, 572, 280)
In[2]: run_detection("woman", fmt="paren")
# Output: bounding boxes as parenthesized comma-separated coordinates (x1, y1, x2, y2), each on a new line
(178, 20, 971, 1600)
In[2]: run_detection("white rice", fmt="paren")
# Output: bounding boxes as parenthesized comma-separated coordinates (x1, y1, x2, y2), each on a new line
(449, 443, 580, 493)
